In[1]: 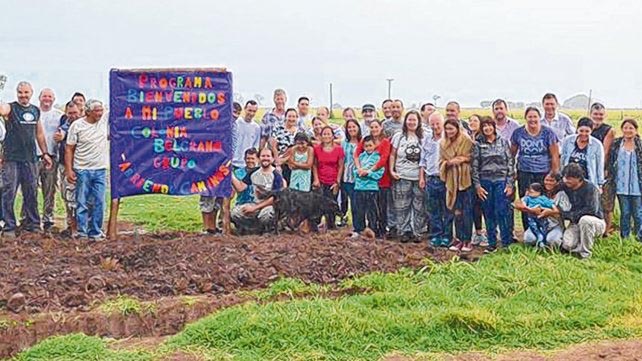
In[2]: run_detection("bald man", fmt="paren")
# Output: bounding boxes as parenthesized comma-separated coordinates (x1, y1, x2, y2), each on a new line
(37, 88, 63, 230)
(0, 81, 53, 237)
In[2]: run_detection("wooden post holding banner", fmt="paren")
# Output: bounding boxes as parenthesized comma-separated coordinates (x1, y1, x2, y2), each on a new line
(222, 197, 231, 235)
(107, 198, 120, 240)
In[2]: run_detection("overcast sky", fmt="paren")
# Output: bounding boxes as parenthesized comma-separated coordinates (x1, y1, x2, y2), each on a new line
(2, 0, 641, 108)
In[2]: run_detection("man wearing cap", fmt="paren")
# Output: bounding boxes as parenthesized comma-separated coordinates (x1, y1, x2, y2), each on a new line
(360, 104, 377, 137)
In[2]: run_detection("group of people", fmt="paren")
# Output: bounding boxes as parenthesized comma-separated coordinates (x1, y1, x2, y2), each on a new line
(221, 89, 640, 259)
(0, 82, 108, 240)
(0, 82, 639, 260)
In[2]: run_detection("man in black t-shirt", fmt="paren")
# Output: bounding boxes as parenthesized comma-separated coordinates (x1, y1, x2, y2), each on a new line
(0, 81, 53, 237)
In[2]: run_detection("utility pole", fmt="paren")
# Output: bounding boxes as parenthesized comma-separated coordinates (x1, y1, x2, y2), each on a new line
(386, 78, 394, 99)
(329, 82, 333, 118)
(0, 74, 7, 101)
(587, 89, 592, 115)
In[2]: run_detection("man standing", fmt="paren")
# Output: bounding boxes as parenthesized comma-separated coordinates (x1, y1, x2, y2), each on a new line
(381, 99, 393, 121)
(0, 81, 52, 237)
(445, 101, 471, 134)
(230, 147, 284, 233)
(492, 99, 520, 143)
(360, 104, 377, 137)
(419, 112, 448, 247)
(260, 88, 287, 149)
(297, 96, 311, 130)
(541, 93, 575, 142)
(420, 103, 436, 126)
(540, 163, 604, 259)
(71, 92, 86, 117)
(36, 88, 63, 230)
(55, 101, 81, 235)
(65, 99, 108, 240)
(382, 99, 404, 138)
(232, 100, 261, 169)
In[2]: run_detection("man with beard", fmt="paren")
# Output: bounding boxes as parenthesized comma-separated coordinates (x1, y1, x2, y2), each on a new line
(382, 99, 404, 138)
(230, 147, 285, 233)
(492, 99, 520, 143)
(0, 81, 53, 238)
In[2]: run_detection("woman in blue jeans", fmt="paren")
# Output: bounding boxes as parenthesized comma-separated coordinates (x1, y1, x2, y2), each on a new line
(606, 119, 642, 241)
(440, 119, 474, 252)
(471, 117, 514, 253)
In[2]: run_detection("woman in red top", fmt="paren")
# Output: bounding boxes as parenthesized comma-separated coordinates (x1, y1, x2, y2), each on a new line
(313, 126, 345, 230)
(354, 119, 392, 237)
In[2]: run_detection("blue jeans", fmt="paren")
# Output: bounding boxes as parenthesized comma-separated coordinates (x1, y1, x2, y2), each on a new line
(76, 169, 107, 237)
(618, 194, 642, 239)
(479, 179, 513, 247)
(425, 176, 450, 240)
(2, 161, 39, 231)
(446, 187, 473, 243)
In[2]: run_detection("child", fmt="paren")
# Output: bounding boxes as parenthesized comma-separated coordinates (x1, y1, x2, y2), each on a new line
(288, 132, 314, 192)
(522, 183, 555, 248)
(351, 136, 384, 239)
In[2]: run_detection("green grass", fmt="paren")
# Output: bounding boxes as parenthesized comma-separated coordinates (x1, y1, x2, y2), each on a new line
(161, 237, 642, 360)
(98, 296, 156, 317)
(14, 334, 152, 361)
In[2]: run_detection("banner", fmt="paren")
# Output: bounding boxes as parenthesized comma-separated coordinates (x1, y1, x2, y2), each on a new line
(109, 68, 233, 199)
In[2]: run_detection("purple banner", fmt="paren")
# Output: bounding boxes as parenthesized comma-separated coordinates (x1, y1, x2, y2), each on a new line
(109, 68, 233, 199)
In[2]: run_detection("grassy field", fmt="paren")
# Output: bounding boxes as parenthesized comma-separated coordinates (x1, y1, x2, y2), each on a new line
(12, 108, 642, 359)
(15, 237, 642, 360)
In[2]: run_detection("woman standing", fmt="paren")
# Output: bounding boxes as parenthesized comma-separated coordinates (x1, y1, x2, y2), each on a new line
(341, 119, 362, 228)
(389, 110, 425, 242)
(468, 114, 487, 245)
(471, 117, 514, 253)
(440, 119, 474, 252)
(309, 116, 325, 145)
(317, 106, 345, 143)
(607, 119, 642, 241)
(313, 126, 345, 230)
(511, 107, 560, 228)
(591, 102, 616, 235)
(560, 117, 604, 187)
(354, 120, 392, 237)
(271, 108, 301, 183)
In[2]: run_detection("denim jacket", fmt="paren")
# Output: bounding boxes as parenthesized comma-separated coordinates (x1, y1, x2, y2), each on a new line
(560, 135, 605, 186)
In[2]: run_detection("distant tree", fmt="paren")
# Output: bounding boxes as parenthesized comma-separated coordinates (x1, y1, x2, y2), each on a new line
(233, 92, 244, 104)
(480, 101, 492, 108)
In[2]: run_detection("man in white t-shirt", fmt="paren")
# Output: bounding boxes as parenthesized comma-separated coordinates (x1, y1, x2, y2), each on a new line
(65, 99, 108, 240)
(36, 88, 63, 230)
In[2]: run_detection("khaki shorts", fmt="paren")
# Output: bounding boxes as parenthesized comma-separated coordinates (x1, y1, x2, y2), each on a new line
(199, 196, 223, 213)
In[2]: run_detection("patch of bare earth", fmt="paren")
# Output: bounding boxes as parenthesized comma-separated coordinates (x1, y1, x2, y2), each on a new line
(1, 229, 470, 358)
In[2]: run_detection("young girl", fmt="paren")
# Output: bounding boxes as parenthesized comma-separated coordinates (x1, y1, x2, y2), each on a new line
(289, 132, 314, 192)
